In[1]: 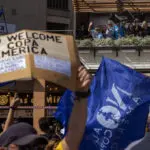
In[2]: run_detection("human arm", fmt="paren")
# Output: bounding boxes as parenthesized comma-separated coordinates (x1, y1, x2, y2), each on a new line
(88, 22, 93, 32)
(2, 93, 20, 132)
(61, 66, 91, 150)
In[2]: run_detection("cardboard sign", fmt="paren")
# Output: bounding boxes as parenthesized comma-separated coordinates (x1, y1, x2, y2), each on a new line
(0, 30, 80, 91)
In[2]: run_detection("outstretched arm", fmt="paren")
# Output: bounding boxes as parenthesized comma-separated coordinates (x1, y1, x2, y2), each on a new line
(2, 94, 20, 132)
(88, 21, 93, 32)
(62, 66, 91, 150)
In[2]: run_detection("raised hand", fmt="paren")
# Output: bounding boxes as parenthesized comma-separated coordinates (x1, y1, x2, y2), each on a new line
(76, 66, 91, 92)
(10, 93, 20, 109)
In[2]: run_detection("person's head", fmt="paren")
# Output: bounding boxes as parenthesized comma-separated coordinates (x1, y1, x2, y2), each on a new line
(0, 122, 48, 150)
(128, 23, 134, 30)
(39, 117, 50, 133)
(95, 26, 102, 33)
(142, 21, 148, 29)
(8, 144, 19, 150)
(80, 23, 85, 30)
(134, 18, 140, 25)
(121, 21, 126, 26)
(39, 117, 63, 135)
(107, 20, 114, 28)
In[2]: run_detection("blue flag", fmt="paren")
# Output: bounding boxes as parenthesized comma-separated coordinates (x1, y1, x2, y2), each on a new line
(54, 90, 75, 131)
(54, 57, 150, 150)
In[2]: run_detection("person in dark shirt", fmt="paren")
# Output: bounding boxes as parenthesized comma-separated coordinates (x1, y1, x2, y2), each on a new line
(127, 22, 134, 36)
(133, 18, 142, 36)
(119, 21, 126, 37)
(106, 20, 115, 39)
(39, 117, 54, 139)
(141, 21, 150, 37)
(88, 22, 104, 39)
(39, 117, 63, 140)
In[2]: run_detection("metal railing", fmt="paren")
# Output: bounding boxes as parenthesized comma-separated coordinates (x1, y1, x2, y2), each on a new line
(0, 30, 74, 35)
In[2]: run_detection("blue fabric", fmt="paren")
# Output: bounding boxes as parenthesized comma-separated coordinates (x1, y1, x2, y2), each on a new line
(54, 57, 150, 150)
(114, 25, 119, 39)
(54, 90, 75, 130)
(120, 25, 126, 37)
(97, 33, 103, 39)
(90, 29, 103, 39)
(0, 81, 15, 87)
(0, 9, 4, 17)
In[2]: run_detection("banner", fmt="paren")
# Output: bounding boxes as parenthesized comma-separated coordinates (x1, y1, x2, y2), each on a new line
(55, 57, 150, 150)
(0, 30, 80, 91)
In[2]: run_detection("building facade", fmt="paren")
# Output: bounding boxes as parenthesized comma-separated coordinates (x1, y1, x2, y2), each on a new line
(0, 0, 73, 130)
(47, 0, 73, 34)
(0, 0, 73, 33)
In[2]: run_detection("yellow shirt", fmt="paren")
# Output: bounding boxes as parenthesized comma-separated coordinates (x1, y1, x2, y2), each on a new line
(56, 142, 63, 150)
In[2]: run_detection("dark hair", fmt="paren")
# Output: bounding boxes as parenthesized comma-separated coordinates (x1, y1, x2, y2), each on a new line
(45, 140, 59, 150)
(39, 117, 50, 133)
(39, 117, 63, 132)
(19, 146, 30, 150)
(19, 145, 46, 150)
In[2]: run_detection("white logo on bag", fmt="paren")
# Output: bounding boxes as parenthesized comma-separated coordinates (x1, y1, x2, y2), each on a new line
(97, 84, 130, 129)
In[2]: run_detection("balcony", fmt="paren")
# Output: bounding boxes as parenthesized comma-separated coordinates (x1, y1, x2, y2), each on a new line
(77, 38, 150, 73)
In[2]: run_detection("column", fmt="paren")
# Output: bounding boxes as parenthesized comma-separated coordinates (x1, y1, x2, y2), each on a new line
(33, 79, 46, 134)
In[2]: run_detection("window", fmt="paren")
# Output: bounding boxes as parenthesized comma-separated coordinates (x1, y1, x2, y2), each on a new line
(47, 22, 69, 34)
(12, 9, 17, 16)
(47, 0, 68, 10)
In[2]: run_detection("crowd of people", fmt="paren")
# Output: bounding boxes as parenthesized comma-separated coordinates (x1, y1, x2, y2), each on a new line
(0, 66, 149, 150)
(0, 65, 149, 149)
(77, 18, 150, 40)
(0, 66, 91, 150)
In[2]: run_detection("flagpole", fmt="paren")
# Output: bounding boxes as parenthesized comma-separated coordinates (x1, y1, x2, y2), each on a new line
(2, 7, 8, 34)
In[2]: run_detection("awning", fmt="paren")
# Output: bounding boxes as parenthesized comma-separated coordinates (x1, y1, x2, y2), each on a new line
(73, 0, 150, 13)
